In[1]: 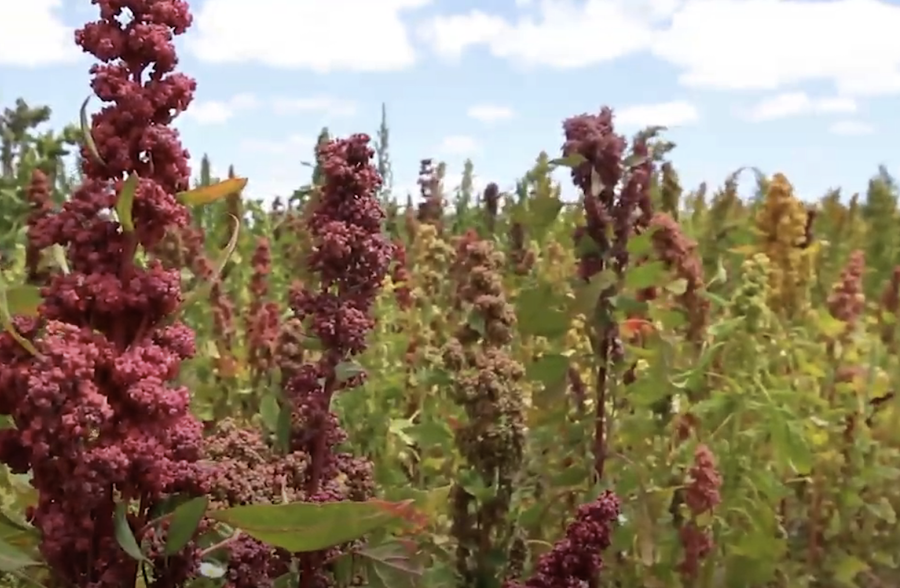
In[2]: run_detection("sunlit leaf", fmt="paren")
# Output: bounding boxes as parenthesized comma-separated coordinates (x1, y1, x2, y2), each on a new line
(177, 178, 248, 206)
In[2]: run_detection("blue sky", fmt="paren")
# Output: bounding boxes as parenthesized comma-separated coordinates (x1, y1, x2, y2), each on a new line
(3, 0, 900, 204)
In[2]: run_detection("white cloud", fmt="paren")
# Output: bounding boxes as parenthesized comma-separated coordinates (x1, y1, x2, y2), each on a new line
(467, 104, 515, 123)
(271, 96, 357, 117)
(418, 4, 654, 67)
(189, 0, 430, 71)
(187, 93, 259, 124)
(439, 135, 481, 154)
(743, 92, 857, 121)
(652, 0, 900, 96)
(615, 100, 698, 128)
(419, 0, 900, 96)
(828, 120, 874, 136)
(0, 0, 80, 66)
(240, 134, 316, 155)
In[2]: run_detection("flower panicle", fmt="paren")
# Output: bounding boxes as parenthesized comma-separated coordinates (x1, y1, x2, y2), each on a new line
(0, 1, 212, 586)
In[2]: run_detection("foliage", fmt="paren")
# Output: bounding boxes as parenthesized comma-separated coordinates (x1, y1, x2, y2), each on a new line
(3, 1, 900, 587)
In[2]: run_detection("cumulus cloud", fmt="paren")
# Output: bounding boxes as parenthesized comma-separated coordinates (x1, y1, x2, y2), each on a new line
(828, 120, 875, 136)
(271, 96, 357, 117)
(186, 93, 260, 124)
(440, 135, 480, 154)
(0, 0, 80, 66)
(189, 0, 431, 71)
(467, 104, 515, 123)
(615, 100, 699, 128)
(419, 0, 900, 96)
(743, 92, 857, 121)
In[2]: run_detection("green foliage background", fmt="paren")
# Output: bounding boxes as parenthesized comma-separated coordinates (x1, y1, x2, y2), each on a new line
(3, 95, 900, 588)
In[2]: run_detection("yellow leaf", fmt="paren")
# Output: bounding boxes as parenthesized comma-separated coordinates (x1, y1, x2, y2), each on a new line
(5, 286, 41, 318)
(177, 178, 247, 206)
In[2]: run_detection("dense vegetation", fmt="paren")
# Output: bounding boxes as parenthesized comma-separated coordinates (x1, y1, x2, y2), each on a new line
(2, 1, 900, 587)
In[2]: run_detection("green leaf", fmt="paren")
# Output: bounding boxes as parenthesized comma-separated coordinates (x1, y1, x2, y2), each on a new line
(259, 395, 280, 432)
(467, 311, 486, 336)
(113, 502, 147, 561)
(526, 354, 569, 388)
(552, 463, 591, 488)
(624, 261, 666, 290)
(275, 400, 292, 454)
(208, 500, 418, 553)
(547, 153, 587, 169)
(817, 309, 846, 339)
(573, 269, 617, 316)
(164, 496, 209, 555)
(626, 228, 657, 257)
(358, 540, 423, 588)
(516, 284, 568, 338)
(115, 173, 139, 233)
(829, 552, 869, 586)
(865, 497, 896, 524)
(79, 96, 105, 166)
(528, 194, 564, 238)
(665, 278, 688, 295)
(771, 419, 812, 475)
(0, 537, 41, 572)
(336, 361, 366, 384)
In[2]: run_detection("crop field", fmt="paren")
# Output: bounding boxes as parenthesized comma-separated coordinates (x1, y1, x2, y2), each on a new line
(1, 1, 899, 588)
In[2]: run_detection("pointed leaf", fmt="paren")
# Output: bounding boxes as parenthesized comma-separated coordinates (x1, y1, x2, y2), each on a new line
(208, 500, 420, 553)
(164, 496, 209, 555)
(79, 96, 105, 166)
(115, 173, 139, 233)
(113, 502, 147, 561)
(177, 178, 248, 206)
